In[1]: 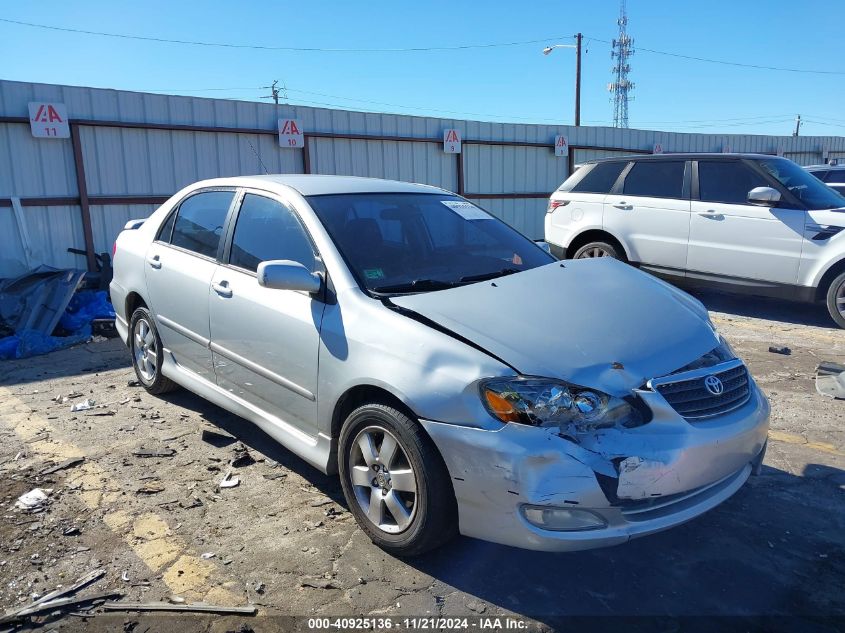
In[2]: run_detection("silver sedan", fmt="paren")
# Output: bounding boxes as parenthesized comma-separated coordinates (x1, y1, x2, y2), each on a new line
(110, 175, 769, 555)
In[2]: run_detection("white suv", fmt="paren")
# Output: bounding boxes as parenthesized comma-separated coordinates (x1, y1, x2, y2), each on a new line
(545, 154, 845, 328)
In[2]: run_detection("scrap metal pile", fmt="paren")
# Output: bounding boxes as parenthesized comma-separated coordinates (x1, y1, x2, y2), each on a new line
(0, 266, 116, 360)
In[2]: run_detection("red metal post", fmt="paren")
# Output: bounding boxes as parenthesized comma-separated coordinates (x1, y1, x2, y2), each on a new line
(70, 123, 97, 272)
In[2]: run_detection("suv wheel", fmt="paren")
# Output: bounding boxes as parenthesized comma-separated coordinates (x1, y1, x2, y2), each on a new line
(338, 403, 457, 556)
(572, 241, 624, 261)
(826, 271, 845, 329)
(129, 307, 179, 394)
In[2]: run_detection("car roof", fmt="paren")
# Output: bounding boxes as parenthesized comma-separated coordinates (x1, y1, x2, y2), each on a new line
(185, 174, 447, 197)
(584, 152, 782, 165)
(806, 164, 845, 171)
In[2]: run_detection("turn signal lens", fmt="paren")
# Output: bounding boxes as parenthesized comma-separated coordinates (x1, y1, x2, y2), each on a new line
(483, 389, 520, 423)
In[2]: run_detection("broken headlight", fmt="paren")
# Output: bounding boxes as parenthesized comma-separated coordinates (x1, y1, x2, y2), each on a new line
(480, 377, 641, 429)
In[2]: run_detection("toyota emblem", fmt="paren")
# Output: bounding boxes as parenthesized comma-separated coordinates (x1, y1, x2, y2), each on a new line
(704, 375, 724, 396)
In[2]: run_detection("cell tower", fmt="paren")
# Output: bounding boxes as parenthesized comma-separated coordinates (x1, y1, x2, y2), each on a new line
(608, 0, 635, 128)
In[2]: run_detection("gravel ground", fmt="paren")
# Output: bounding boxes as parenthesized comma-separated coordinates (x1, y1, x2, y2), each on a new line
(0, 290, 843, 630)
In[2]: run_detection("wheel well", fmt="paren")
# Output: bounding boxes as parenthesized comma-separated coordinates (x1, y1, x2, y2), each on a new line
(328, 385, 417, 474)
(566, 230, 628, 260)
(125, 292, 147, 320)
(817, 258, 845, 301)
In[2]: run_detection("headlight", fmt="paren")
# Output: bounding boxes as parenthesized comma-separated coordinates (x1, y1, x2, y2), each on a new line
(479, 377, 642, 429)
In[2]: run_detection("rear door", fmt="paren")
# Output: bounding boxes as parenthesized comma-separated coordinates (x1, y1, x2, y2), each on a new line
(208, 191, 325, 438)
(604, 159, 691, 269)
(688, 160, 805, 284)
(144, 189, 235, 380)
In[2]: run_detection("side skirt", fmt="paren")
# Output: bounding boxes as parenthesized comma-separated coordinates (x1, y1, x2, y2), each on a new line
(160, 349, 333, 474)
(639, 265, 818, 303)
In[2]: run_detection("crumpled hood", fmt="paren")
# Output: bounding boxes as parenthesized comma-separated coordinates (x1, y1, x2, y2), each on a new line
(391, 259, 719, 395)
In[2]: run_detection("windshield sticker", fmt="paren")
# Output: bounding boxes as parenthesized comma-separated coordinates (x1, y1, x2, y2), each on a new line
(364, 268, 385, 280)
(441, 200, 492, 220)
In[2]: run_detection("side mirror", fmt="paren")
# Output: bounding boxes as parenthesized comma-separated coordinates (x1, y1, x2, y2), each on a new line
(747, 186, 781, 207)
(257, 260, 322, 294)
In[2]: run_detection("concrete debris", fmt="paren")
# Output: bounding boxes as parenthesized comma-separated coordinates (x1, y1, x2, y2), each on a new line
(815, 362, 845, 399)
(70, 399, 96, 412)
(0, 569, 106, 624)
(219, 470, 240, 489)
(200, 552, 215, 559)
(38, 456, 85, 475)
(299, 577, 339, 589)
(136, 483, 165, 495)
(132, 448, 176, 458)
(14, 488, 52, 511)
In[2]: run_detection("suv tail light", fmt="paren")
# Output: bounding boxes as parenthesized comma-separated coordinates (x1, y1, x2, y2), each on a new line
(547, 200, 570, 214)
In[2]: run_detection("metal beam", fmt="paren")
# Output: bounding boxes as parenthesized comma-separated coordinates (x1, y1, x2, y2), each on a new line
(70, 123, 97, 272)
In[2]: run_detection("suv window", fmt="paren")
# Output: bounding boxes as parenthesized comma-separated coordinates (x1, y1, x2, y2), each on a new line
(698, 161, 769, 205)
(170, 191, 234, 258)
(229, 194, 317, 273)
(570, 162, 626, 194)
(825, 169, 845, 183)
(622, 160, 685, 198)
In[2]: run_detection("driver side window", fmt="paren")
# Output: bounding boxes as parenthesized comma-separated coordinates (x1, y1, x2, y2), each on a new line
(169, 190, 235, 258)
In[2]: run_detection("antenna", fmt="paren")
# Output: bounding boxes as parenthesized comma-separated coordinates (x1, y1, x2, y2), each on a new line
(608, 0, 635, 128)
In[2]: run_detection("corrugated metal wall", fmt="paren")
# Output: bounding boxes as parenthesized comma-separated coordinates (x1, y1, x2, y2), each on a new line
(3, 79, 845, 277)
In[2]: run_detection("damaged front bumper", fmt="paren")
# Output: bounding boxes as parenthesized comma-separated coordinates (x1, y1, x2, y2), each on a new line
(421, 383, 769, 552)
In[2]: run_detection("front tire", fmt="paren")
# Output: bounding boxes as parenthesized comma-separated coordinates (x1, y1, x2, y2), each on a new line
(338, 403, 457, 556)
(129, 307, 178, 395)
(572, 240, 625, 261)
(826, 271, 845, 329)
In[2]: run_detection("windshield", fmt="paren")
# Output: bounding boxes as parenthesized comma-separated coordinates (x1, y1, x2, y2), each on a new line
(758, 157, 845, 210)
(306, 192, 554, 294)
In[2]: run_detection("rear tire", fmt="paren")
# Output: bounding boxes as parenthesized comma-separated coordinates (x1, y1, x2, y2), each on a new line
(572, 240, 625, 261)
(338, 403, 457, 556)
(129, 307, 179, 395)
(825, 271, 845, 329)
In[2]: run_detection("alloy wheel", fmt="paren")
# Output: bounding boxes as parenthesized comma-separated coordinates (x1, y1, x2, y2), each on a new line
(348, 426, 418, 534)
(577, 246, 612, 258)
(837, 279, 845, 319)
(133, 317, 157, 382)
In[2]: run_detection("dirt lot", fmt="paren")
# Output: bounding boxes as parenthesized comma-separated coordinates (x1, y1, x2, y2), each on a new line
(1, 290, 844, 630)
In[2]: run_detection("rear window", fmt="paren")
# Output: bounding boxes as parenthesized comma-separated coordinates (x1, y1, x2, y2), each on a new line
(825, 169, 845, 183)
(569, 162, 627, 194)
(623, 160, 685, 199)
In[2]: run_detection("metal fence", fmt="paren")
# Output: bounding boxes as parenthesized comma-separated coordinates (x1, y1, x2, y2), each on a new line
(2, 79, 845, 277)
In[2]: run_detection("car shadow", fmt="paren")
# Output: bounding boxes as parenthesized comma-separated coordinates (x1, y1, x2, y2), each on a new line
(157, 389, 845, 619)
(686, 288, 837, 329)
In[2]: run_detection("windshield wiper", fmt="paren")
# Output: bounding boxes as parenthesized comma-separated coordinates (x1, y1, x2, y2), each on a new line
(459, 268, 520, 283)
(371, 279, 457, 294)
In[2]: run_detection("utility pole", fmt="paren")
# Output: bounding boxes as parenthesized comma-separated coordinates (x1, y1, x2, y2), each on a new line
(575, 33, 582, 126)
(792, 114, 802, 137)
(261, 80, 280, 105)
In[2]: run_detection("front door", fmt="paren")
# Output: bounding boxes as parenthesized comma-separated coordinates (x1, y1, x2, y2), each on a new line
(603, 159, 690, 269)
(209, 192, 325, 437)
(688, 160, 806, 284)
(144, 189, 235, 380)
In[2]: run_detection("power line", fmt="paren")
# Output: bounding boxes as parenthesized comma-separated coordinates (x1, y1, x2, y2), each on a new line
(587, 35, 845, 75)
(0, 18, 572, 52)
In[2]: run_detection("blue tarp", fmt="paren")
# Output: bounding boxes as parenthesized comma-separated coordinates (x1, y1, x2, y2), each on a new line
(0, 290, 114, 360)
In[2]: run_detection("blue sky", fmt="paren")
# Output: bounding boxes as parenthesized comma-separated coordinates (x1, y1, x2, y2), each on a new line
(1, 1, 843, 136)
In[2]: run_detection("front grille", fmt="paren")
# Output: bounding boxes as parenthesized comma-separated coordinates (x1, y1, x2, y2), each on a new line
(652, 361, 751, 420)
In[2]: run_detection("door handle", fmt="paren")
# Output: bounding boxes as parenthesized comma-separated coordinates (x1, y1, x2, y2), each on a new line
(698, 209, 721, 218)
(212, 281, 233, 298)
(146, 254, 162, 269)
(613, 201, 633, 210)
